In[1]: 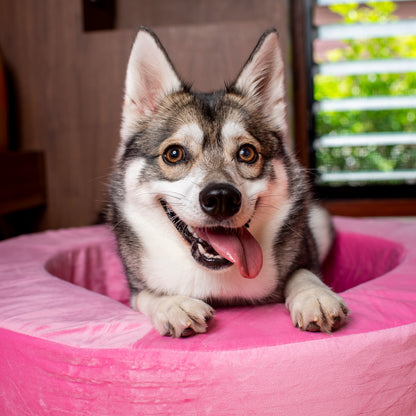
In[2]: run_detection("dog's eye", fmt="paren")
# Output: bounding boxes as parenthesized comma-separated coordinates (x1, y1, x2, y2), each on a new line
(237, 144, 258, 164)
(163, 145, 187, 165)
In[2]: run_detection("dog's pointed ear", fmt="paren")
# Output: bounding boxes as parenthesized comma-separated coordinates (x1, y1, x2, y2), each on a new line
(121, 27, 182, 140)
(233, 29, 287, 136)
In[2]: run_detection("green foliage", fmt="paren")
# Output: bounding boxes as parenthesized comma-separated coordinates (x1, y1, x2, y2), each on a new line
(329, 2, 397, 23)
(316, 109, 416, 135)
(315, 73, 416, 101)
(317, 145, 416, 174)
(313, 1, 416, 183)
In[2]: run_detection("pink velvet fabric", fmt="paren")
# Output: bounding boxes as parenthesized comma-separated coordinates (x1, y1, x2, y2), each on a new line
(0, 217, 415, 415)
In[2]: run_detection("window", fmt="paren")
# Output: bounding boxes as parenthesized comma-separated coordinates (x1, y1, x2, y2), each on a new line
(291, 0, 416, 215)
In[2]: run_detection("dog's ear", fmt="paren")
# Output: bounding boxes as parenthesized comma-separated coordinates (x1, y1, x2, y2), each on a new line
(233, 29, 287, 136)
(121, 27, 182, 140)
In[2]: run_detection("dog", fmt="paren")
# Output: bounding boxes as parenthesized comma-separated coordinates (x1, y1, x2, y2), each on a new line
(106, 27, 349, 337)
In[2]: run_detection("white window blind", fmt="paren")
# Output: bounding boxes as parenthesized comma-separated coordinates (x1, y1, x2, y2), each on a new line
(312, 0, 416, 186)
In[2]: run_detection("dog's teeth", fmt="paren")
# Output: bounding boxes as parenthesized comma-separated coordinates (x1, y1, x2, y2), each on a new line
(187, 225, 199, 238)
(198, 243, 222, 260)
(188, 225, 199, 239)
(198, 243, 206, 254)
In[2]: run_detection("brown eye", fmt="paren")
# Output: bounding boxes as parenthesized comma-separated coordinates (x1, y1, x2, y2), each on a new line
(237, 144, 258, 164)
(163, 145, 187, 165)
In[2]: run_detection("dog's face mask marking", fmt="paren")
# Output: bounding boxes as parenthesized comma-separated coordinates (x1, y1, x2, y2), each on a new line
(119, 28, 288, 280)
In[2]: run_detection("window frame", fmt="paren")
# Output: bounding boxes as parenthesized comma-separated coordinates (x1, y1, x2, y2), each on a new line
(290, 0, 416, 217)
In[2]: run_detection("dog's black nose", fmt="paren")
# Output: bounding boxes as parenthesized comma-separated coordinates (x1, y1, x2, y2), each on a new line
(199, 183, 241, 220)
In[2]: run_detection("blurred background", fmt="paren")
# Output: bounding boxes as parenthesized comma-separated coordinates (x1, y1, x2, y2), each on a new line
(0, 0, 415, 239)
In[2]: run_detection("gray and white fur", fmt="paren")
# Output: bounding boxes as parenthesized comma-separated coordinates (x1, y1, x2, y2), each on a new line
(106, 27, 348, 337)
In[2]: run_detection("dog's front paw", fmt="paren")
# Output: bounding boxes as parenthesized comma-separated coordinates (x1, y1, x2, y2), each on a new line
(286, 287, 349, 333)
(151, 295, 214, 338)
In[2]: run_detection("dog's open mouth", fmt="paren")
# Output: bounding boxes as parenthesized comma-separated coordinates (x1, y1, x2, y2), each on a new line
(160, 200, 263, 278)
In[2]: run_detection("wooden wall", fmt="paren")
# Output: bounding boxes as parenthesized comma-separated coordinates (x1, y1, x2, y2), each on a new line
(0, 0, 290, 231)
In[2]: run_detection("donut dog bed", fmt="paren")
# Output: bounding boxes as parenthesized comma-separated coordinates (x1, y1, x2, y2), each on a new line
(0, 217, 415, 415)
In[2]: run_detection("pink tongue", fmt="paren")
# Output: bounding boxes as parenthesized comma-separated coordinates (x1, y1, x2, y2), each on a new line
(195, 227, 263, 279)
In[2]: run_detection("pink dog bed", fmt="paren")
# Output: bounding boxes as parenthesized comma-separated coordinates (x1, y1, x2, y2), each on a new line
(0, 217, 415, 415)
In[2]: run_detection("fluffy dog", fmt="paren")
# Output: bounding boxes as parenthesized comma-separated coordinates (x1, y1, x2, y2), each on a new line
(106, 27, 349, 337)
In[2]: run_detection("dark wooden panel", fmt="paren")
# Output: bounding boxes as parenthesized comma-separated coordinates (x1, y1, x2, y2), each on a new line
(0, 52, 7, 151)
(0, 0, 290, 231)
(323, 199, 416, 217)
(0, 1, 127, 229)
(152, 21, 288, 92)
(0, 151, 46, 216)
(290, 0, 313, 169)
(83, 0, 115, 31)
(116, 0, 281, 29)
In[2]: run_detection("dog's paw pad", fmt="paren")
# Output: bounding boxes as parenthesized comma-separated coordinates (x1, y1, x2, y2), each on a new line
(153, 296, 214, 338)
(289, 287, 349, 333)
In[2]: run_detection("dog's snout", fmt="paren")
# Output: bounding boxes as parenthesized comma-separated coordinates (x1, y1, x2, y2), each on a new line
(199, 183, 241, 220)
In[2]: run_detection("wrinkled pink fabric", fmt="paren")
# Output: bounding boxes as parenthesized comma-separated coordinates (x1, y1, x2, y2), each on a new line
(0, 217, 415, 415)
